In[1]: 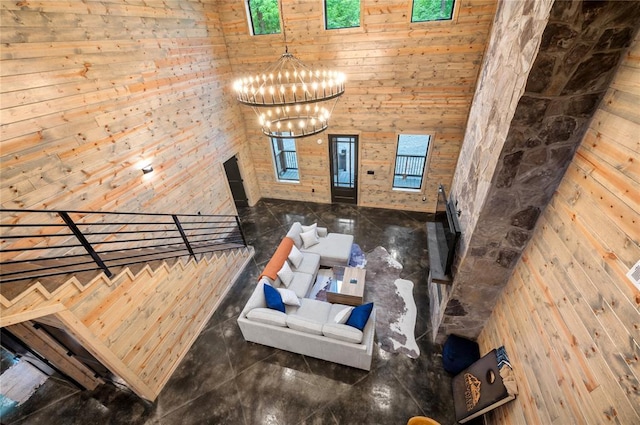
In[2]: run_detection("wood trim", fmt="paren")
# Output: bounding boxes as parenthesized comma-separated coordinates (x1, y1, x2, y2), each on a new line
(55, 310, 157, 400)
(7, 321, 104, 391)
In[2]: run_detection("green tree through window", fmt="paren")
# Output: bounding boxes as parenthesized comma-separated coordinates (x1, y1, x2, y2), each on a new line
(411, 0, 455, 22)
(325, 0, 360, 30)
(248, 0, 281, 35)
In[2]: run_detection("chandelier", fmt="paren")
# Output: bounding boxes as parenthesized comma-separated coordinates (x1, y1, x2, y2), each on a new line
(233, 50, 346, 139)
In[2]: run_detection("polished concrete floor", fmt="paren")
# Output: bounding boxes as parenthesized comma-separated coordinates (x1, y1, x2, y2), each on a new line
(1, 199, 456, 425)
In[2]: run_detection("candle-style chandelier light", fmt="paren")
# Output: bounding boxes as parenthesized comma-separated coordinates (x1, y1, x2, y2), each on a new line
(232, 2, 345, 139)
(233, 49, 346, 139)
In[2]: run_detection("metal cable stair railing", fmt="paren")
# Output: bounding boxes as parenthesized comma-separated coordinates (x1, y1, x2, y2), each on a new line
(0, 209, 248, 285)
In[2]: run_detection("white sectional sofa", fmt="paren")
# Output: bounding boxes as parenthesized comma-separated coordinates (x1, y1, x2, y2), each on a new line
(285, 222, 355, 267)
(237, 222, 376, 370)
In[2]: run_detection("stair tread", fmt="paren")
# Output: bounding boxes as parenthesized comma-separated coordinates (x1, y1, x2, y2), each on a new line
(1, 245, 249, 304)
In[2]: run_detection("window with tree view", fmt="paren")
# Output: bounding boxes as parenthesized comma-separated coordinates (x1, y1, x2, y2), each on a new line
(247, 0, 281, 35)
(271, 133, 299, 182)
(325, 0, 360, 30)
(393, 135, 430, 190)
(411, 0, 455, 23)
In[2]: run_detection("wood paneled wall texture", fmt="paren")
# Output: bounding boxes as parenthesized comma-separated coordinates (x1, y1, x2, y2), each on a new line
(478, 34, 640, 424)
(1, 0, 260, 219)
(0, 0, 261, 401)
(219, 0, 496, 211)
(1, 248, 253, 400)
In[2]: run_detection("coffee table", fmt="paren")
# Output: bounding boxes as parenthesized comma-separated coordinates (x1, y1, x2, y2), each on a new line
(326, 266, 366, 306)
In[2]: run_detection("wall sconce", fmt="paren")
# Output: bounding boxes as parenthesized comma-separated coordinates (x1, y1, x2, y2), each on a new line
(141, 164, 154, 174)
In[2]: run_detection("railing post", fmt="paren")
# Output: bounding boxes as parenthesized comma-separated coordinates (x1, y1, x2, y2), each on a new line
(172, 215, 195, 257)
(235, 216, 247, 247)
(58, 212, 112, 278)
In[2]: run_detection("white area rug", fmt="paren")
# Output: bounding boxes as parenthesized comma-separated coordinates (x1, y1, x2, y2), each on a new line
(1, 360, 48, 406)
(364, 246, 420, 358)
(390, 279, 420, 357)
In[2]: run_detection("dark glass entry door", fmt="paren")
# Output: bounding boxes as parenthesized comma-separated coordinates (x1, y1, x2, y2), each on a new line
(329, 135, 358, 204)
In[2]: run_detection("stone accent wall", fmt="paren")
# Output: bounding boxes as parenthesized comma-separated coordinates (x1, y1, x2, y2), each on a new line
(478, 33, 640, 424)
(437, 0, 554, 340)
(450, 0, 555, 259)
(438, 0, 640, 341)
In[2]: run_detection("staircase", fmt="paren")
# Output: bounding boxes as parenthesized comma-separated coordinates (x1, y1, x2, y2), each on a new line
(0, 208, 254, 401)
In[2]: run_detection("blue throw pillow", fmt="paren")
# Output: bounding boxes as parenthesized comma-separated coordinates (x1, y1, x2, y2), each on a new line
(345, 302, 373, 331)
(263, 283, 285, 313)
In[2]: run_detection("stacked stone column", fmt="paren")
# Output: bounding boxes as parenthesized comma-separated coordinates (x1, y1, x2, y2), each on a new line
(435, 0, 640, 342)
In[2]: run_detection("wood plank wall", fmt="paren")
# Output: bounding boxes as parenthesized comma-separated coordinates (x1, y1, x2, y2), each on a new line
(2, 248, 253, 400)
(219, 0, 496, 211)
(0, 0, 260, 218)
(478, 34, 640, 424)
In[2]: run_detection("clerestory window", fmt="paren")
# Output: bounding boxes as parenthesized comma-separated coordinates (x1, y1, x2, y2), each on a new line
(411, 0, 456, 23)
(325, 0, 361, 30)
(247, 0, 281, 35)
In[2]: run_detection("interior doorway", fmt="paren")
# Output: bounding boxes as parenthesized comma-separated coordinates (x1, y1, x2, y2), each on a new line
(223, 155, 249, 208)
(329, 135, 358, 204)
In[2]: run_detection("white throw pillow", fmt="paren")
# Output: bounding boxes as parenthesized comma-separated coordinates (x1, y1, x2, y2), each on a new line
(277, 261, 294, 287)
(288, 245, 304, 269)
(334, 306, 354, 324)
(300, 229, 319, 249)
(301, 223, 318, 236)
(277, 288, 301, 306)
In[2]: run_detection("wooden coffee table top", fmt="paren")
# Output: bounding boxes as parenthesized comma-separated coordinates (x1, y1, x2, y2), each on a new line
(327, 267, 366, 306)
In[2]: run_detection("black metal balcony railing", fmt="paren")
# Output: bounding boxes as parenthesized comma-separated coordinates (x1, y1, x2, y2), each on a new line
(394, 154, 426, 179)
(0, 209, 248, 284)
(278, 150, 298, 171)
(282, 150, 298, 169)
(276, 149, 299, 181)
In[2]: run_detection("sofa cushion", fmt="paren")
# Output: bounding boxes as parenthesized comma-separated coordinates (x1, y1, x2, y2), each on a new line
(322, 323, 364, 344)
(298, 297, 332, 318)
(260, 237, 295, 281)
(286, 222, 303, 248)
(301, 233, 354, 267)
(292, 252, 320, 276)
(264, 283, 285, 313)
(247, 308, 288, 327)
(333, 306, 353, 324)
(288, 244, 304, 269)
(286, 315, 324, 335)
(301, 229, 320, 249)
(277, 261, 294, 288)
(328, 303, 352, 319)
(241, 281, 268, 317)
(286, 298, 332, 333)
(287, 271, 314, 298)
(346, 302, 374, 331)
(277, 288, 301, 306)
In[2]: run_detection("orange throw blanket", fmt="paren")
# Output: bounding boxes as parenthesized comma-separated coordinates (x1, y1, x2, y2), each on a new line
(259, 237, 294, 281)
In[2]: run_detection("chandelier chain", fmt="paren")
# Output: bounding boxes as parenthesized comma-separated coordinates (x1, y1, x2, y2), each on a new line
(232, 1, 345, 139)
(279, 0, 288, 51)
